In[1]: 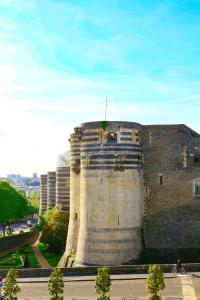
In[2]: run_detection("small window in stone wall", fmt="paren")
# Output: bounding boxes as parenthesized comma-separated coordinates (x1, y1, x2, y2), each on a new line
(74, 212, 78, 220)
(193, 179, 200, 198)
(158, 174, 164, 185)
(107, 133, 117, 143)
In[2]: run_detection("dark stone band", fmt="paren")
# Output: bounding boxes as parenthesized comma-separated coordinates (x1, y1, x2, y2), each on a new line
(84, 238, 139, 244)
(81, 165, 141, 170)
(87, 226, 140, 233)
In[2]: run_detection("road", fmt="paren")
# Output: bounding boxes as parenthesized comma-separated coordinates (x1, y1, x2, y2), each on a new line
(14, 274, 200, 300)
(0, 220, 38, 235)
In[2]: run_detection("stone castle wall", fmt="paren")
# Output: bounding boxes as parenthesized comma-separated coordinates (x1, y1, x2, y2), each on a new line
(142, 125, 200, 249)
(59, 121, 200, 266)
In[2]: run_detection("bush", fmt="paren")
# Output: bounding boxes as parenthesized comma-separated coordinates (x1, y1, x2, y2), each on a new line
(146, 265, 165, 300)
(48, 268, 64, 300)
(95, 267, 111, 299)
(3, 269, 20, 300)
(97, 296, 110, 300)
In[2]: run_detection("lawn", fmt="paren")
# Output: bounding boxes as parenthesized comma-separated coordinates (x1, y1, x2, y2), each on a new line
(0, 244, 40, 269)
(37, 243, 62, 267)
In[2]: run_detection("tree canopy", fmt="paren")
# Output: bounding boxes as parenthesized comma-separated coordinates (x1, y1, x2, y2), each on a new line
(40, 210, 69, 254)
(0, 181, 29, 235)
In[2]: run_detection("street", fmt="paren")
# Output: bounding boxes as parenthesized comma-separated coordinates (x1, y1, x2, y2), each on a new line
(15, 274, 200, 300)
(0, 220, 38, 235)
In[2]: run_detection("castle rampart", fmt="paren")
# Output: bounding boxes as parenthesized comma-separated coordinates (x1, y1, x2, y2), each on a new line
(61, 121, 144, 266)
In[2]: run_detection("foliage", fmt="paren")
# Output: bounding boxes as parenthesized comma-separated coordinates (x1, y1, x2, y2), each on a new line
(19, 244, 40, 269)
(146, 265, 165, 300)
(43, 208, 56, 223)
(97, 296, 110, 300)
(100, 120, 109, 131)
(3, 269, 20, 300)
(40, 210, 69, 254)
(38, 243, 62, 267)
(95, 267, 111, 299)
(0, 244, 40, 269)
(48, 268, 64, 300)
(29, 191, 40, 212)
(27, 202, 39, 215)
(0, 253, 22, 269)
(0, 182, 29, 236)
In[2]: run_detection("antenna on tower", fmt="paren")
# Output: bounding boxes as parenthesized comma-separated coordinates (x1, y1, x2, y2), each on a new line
(105, 97, 108, 120)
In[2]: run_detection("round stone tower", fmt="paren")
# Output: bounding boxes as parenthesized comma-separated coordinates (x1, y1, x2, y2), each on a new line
(65, 127, 82, 255)
(56, 153, 70, 212)
(39, 174, 47, 215)
(47, 171, 56, 210)
(56, 166, 70, 211)
(61, 121, 144, 266)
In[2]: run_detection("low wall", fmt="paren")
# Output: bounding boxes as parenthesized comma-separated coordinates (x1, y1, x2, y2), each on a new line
(1, 263, 200, 278)
(139, 248, 200, 264)
(0, 231, 39, 255)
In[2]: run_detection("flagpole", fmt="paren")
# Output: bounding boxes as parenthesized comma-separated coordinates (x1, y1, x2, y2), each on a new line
(105, 97, 107, 120)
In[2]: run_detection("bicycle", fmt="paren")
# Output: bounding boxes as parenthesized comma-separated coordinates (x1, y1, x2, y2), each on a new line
(171, 265, 185, 274)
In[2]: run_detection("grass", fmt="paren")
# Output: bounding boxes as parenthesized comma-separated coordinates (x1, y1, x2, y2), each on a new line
(0, 253, 22, 269)
(37, 243, 62, 267)
(0, 244, 40, 269)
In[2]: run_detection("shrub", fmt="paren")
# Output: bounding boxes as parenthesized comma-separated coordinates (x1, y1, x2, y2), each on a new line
(146, 264, 165, 300)
(3, 269, 20, 300)
(95, 267, 111, 299)
(48, 268, 64, 300)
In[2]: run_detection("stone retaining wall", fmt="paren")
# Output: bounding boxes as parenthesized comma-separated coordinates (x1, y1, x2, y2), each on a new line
(0, 231, 39, 254)
(1, 263, 200, 278)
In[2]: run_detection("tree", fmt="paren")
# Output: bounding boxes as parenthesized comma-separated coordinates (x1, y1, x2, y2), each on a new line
(40, 210, 69, 254)
(48, 268, 64, 300)
(95, 267, 111, 300)
(146, 264, 165, 300)
(43, 208, 56, 223)
(29, 191, 40, 213)
(0, 182, 29, 236)
(3, 269, 20, 300)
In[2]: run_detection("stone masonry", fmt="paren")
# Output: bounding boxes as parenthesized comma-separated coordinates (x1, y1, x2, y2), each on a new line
(59, 121, 200, 266)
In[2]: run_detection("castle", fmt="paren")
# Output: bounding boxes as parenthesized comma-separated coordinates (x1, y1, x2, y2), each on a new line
(39, 157, 70, 214)
(41, 120, 200, 266)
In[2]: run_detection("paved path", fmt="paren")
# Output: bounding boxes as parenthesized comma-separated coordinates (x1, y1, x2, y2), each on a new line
(181, 276, 197, 299)
(31, 245, 51, 268)
(12, 273, 200, 300)
(15, 275, 200, 300)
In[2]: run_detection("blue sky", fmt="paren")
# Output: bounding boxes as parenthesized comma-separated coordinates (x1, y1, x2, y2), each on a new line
(0, 0, 200, 176)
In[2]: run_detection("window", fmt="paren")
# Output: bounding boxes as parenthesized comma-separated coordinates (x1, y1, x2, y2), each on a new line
(194, 179, 200, 198)
(107, 133, 117, 143)
(158, 174, 163, 185)
(74, 212, 78, 220)
(194, 156, 200, 163)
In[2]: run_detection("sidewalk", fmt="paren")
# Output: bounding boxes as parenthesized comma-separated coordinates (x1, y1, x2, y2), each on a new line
(17, 272, 200, 283)
(31, 245, 51, 268)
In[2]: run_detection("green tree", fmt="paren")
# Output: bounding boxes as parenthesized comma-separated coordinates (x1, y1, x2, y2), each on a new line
(48, 268, 64, 300)
(0, 182, 29, 236)
(95, 267, 111, 300)
(40, 210, 69, 254)
(29, 191, 40, 212)
(43, 208, 56, 223)
(3, 269, 20, 300)
(146, 264, 165, 300)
